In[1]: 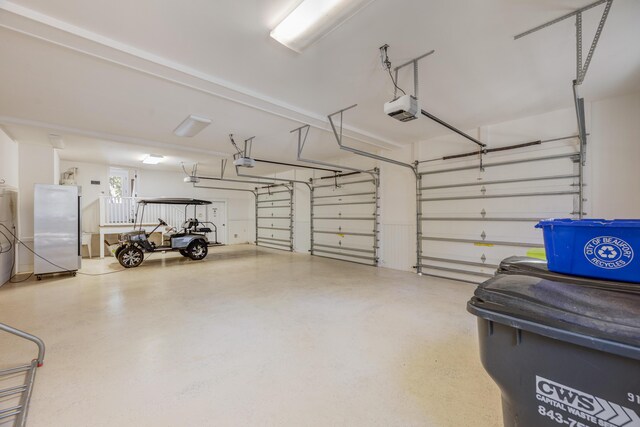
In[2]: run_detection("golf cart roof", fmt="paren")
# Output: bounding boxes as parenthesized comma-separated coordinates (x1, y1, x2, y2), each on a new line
(138, 198, 212, 206)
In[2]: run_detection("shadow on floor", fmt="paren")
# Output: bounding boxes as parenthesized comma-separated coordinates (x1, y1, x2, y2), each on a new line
(401, 335, 502, 426)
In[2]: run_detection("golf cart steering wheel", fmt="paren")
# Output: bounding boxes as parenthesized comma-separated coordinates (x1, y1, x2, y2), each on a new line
(158, 218, 167, 226)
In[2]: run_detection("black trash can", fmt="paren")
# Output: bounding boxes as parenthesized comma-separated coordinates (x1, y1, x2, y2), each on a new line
(468, 258, 640, 427)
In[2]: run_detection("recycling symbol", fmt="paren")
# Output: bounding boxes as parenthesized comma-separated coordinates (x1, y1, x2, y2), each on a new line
(597, 245, 618, 259)
(584, 236, 634, 270)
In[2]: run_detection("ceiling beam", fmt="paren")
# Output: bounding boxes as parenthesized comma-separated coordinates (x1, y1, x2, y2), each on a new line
(0, 1, 403, 151)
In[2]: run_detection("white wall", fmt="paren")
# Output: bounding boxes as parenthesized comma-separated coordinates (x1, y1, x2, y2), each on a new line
(53, 149, 60, 184)
(588, 92, 640, 217)
(376, 144, 418, 271)
(59, 160, 109, 234)
(292, 169, 312, 254)
(0, 127, 19, 188)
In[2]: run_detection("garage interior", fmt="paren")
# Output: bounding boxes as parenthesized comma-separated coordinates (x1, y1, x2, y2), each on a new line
(0, 0, 639, 426)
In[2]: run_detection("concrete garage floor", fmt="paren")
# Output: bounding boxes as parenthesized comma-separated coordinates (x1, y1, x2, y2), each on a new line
(0, 244, 501, 426)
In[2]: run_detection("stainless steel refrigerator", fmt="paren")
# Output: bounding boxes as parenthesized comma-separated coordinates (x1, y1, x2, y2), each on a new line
(34, 184, 81, 278)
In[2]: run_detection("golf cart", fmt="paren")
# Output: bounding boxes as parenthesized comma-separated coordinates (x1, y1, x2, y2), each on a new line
(115, 198, 220, 268)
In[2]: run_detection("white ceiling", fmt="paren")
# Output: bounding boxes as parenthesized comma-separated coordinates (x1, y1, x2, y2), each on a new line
(1, 124, 227, 174)
(0, 0, 638, 171)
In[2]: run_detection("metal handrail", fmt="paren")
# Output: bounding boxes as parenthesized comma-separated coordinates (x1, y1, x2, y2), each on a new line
(0, 323, 45, 367)
(0, 323, 45, 426)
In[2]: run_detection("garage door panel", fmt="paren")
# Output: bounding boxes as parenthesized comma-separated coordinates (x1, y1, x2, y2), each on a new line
(256, 184, 293, 251)
(311, 172, 379, 266)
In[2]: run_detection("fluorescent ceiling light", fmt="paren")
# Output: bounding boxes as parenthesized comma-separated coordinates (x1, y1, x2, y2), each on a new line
(142, 154, 164, 165)
(173, 114, 211, 137)
(270, 0, 374, 52)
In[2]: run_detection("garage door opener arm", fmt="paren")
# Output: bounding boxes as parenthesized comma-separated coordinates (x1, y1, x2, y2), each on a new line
(515, 0, 613, 219)
(515, 0, 614, 162)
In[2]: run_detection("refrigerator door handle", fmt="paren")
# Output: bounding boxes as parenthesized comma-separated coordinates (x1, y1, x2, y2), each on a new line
(78, 196, 81, 256)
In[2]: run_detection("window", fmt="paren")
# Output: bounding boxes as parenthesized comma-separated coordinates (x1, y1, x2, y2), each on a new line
(109, 176, 123, 198)
(108, 168, 131, 198)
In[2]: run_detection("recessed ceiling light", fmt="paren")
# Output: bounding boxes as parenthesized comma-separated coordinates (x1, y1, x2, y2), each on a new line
(173, 114, 212, 137)
(270, 0, 374, 52)
(142, 154, 164, 165)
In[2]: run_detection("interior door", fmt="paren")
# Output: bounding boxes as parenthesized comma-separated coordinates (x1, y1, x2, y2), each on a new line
(109, 168, 131, 198)
(208, 201, 227, 244)
(107, 168, 132, 223)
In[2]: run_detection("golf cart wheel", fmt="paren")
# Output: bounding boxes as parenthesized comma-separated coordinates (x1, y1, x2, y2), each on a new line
(118, 246, 144, 268)
(179, 249, 189, 257)
(114, 245, 125, 259)
(187, 240, 208, 261)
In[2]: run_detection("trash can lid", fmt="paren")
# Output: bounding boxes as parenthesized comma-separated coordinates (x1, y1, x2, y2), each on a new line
(498, 256, 640, 295)
(468, 274, 640, 359)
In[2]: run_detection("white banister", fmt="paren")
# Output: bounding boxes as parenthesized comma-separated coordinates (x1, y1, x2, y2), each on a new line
(100, 196, 136, 226)
(99, 197, 106, 226)
(99, 196, 193, 229)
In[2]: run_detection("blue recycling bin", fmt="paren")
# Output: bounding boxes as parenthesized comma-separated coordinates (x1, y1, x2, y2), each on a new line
(535, 219, 640, 283)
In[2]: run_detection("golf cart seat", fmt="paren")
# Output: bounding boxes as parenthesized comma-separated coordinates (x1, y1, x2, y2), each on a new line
(181, 218, 213, 234)
(182, 218, 199, 231)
